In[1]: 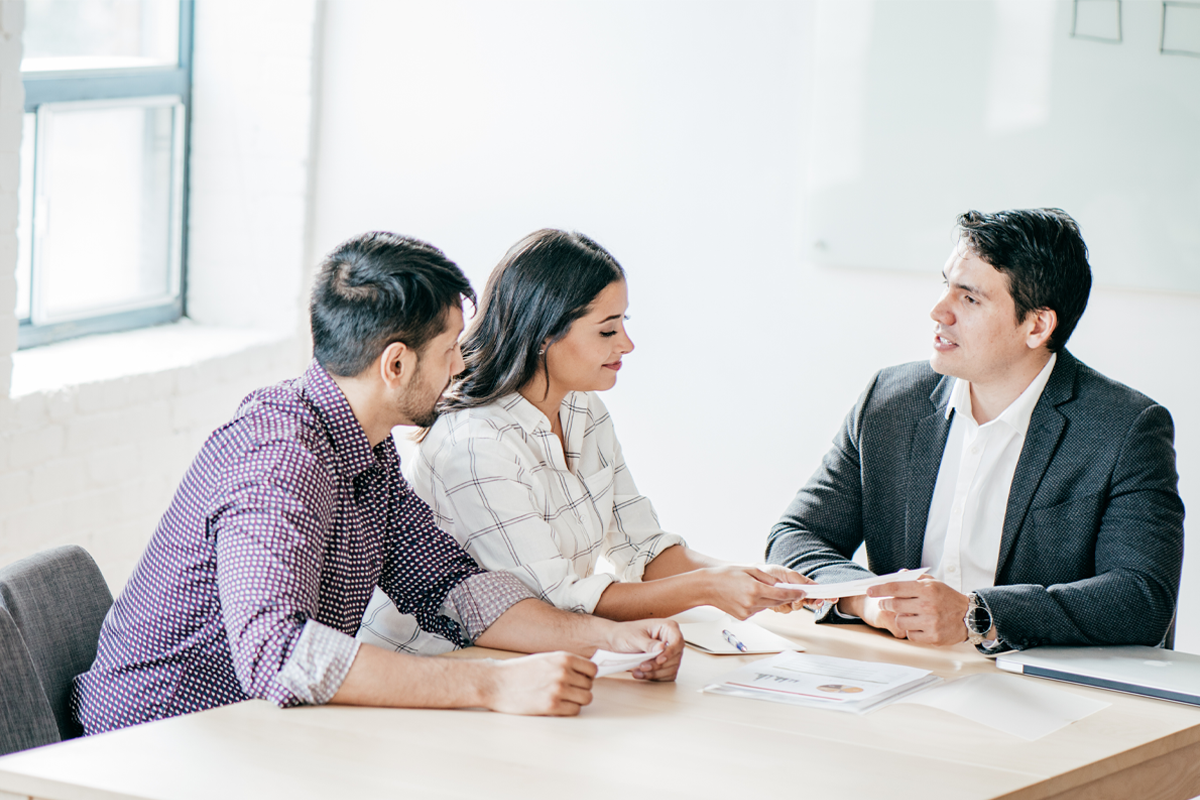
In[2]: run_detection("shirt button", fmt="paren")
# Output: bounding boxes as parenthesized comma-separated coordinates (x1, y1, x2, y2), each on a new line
(971, 446, 980, 455)
(947, 564, 958, 573)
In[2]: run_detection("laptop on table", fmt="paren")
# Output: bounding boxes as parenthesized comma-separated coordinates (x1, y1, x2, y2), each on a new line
(996, 645, 1200, 707)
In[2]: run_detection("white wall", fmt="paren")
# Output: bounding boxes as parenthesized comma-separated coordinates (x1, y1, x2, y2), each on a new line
(311, 0, 1197, 651)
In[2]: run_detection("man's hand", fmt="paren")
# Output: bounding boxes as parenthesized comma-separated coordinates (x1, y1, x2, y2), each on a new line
(602, 618, 684, 681)
(757, 564, 826, 613)
(867, 576, 970, 646)
(839, 593, 907, 638)
(483, 652, 597, 716)
(695, 566, 811, 620)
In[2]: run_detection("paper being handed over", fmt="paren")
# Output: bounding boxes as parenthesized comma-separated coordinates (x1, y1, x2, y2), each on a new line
(590, 645, 664, 677)
(774, 568, 930, 599)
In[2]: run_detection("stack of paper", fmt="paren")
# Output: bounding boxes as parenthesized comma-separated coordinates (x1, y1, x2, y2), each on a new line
(704, 651, 942, 714)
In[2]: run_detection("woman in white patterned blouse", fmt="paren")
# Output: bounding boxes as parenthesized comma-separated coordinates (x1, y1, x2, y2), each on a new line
(360, 230, 816, 652)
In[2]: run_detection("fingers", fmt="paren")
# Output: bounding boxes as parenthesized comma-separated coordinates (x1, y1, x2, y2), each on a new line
(632, 647, 682, 681)
(746, 566, 786, 585)
(867, 581, 923, 599)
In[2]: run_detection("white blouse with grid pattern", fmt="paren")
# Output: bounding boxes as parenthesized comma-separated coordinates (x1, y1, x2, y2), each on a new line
(357, 391, 684, 654)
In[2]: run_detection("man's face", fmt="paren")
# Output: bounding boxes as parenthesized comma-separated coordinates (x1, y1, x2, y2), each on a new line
(397, 304, 465, 428)
(929, 245, 1038, 386)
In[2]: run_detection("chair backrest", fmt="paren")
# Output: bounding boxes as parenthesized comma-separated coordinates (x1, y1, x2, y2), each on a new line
(0, 545, 114, 741)
(0, 606, 61, 755)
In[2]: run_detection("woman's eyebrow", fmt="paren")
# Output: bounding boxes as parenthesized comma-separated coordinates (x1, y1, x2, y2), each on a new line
(596, 313, 624, 323)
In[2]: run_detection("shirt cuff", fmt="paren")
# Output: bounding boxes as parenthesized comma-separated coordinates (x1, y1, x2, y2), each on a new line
(274, 619, 361, 706)
(444, 571, 536, 641)
(618, 532, 687, 582)
(829, 601, 862, 621)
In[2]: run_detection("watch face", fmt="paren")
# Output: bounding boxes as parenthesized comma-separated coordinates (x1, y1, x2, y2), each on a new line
(967, 602, 991, 635)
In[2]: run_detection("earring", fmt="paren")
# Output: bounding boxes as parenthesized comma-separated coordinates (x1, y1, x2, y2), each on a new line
(537, 348, 545, 355)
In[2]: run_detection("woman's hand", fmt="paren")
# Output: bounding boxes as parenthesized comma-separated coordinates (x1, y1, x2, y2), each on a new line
(756, 564, 830, 613)
(693, 566, 811, 620)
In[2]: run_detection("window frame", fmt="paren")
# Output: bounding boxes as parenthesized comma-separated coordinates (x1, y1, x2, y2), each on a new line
(18, 0, 195, 349)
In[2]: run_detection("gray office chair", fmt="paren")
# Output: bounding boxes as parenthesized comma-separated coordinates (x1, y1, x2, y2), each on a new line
(0, 606, 61, 755)
(0, 545, 114, 747)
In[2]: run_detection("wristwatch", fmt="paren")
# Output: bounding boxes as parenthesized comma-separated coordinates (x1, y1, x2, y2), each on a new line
(964, 592, 992, 646)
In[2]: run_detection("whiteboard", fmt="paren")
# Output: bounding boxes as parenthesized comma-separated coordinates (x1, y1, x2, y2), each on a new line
(807, 0, 1200, 293)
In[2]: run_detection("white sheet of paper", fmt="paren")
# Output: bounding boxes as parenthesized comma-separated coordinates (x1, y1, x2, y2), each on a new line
(774, 568, 931, 599)
(591, 646, 662, 677)
(896, 673, 1110, 740)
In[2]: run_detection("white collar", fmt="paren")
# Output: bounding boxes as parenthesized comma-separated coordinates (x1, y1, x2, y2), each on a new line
(945, 352, 1057, 436)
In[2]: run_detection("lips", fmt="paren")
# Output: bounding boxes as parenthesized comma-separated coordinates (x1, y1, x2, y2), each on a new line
(933, 332, 958, 352)
(603, 360, 622, 371)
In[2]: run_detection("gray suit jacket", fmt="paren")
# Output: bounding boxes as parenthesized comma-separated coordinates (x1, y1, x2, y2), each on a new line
(766, 351, 1184, 649)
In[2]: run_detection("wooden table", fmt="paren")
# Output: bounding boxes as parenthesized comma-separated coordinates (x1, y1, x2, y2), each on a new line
(1, 610, 1199, 800)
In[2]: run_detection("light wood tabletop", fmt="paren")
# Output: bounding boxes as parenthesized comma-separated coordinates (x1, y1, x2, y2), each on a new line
(1, 610, 1198, 800)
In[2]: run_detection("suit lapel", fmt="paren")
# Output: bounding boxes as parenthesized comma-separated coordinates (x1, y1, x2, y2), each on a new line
(996, 351, 1077, 580)
(904, 376, 954, 569)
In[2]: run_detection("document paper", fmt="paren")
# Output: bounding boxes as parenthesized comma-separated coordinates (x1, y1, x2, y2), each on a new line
(774, 568, 931, 599)
(704, 651, 941, 713)
(679, 614, 802, 655)
(591, 646, 663, 677)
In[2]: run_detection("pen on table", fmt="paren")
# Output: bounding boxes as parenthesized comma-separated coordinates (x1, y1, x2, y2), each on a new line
(722, 629, 749, 652)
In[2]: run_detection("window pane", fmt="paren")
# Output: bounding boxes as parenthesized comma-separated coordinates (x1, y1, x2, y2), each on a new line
(21, 0, 180, 73)
(34, 100, 181, 324)
(16, 113, 36, 321)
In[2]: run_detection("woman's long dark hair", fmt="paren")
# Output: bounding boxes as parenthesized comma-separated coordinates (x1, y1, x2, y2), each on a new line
(441, 229, 625, 412)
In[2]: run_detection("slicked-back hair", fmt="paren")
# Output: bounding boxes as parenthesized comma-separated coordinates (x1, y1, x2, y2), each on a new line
(957, 208, 1092, 353)
(310, 231, 475, 377)
(442, 229, 625, 411)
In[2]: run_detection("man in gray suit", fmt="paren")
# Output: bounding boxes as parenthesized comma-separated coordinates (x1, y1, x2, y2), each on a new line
(767, 208, 1184, 652)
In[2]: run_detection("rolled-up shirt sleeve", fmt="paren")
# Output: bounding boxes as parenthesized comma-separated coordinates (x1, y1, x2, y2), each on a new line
(375, 476, 535, 644)
(213, 439, 352, 708)
(434, 436, 618, 614)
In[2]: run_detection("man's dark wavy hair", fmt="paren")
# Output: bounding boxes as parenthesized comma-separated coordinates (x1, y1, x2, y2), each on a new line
(310, 231, 475, 377)
(957, 208, 1092, 353)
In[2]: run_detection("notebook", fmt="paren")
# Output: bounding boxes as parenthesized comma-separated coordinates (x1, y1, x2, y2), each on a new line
(996, 645, 1200, 707)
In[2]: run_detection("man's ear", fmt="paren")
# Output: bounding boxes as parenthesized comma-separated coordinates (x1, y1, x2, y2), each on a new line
(378, 341, 413, 387)
(1025, 308, 1057, 350)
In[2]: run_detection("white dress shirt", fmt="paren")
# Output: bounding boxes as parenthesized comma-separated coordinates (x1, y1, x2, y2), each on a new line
(922, 354, 1057, 593)
(357, 391, 684, 654)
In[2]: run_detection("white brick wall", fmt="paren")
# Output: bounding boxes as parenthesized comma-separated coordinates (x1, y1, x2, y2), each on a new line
(0, 1, 319, 589)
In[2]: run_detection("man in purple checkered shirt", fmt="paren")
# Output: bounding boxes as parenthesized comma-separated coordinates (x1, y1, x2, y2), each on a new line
(73, 232, 683, 734)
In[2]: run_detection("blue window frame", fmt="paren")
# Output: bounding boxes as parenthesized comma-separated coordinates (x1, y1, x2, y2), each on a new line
(17, 1, 194, 349)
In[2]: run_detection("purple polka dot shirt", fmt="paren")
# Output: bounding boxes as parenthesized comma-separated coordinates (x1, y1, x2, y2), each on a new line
(73, 361, 533, 734)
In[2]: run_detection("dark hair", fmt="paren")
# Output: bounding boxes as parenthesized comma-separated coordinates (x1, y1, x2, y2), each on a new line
(442, 229, 625, 411)
(956, 208, 1092, 353)
(310, 231, 475, 377)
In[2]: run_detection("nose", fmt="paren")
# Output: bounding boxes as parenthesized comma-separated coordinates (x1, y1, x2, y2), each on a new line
(930, 291, 954, 326)
(619, 326, 635, 355)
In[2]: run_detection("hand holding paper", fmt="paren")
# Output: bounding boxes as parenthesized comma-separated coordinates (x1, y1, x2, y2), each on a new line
(591, 645, 664, 677)
(774, 568, 931, 600)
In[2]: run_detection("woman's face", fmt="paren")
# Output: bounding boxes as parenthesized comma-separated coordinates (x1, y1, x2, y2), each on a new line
(544, 280, 634, 394)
